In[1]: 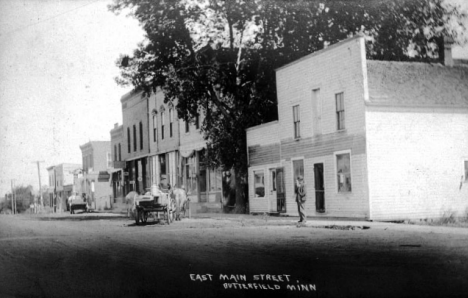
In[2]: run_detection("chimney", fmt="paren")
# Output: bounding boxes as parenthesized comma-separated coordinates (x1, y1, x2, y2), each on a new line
(442, 36, 454, 67)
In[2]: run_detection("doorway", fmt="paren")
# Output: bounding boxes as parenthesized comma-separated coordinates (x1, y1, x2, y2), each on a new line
(314, 163, 325, 213)
(269, 169, 277, 212)
(276, 167, 286, 212)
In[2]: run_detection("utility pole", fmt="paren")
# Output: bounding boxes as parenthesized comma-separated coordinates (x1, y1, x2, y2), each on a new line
(11, 179, 16, 214)
(33, 161, 45, 207)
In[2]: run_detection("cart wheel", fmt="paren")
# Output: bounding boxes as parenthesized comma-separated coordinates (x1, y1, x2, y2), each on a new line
(135, 209, 141, 225)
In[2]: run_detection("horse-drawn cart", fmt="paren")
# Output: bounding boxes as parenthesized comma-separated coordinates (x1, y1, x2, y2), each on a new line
(133, 186, 175, 225)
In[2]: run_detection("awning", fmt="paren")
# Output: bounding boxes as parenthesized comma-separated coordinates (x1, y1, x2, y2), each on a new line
(180, 141, 206, 158)
(125, 153, 150, 161)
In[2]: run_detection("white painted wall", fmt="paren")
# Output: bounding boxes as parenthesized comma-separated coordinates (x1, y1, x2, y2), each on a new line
(366, 107, 468, 220)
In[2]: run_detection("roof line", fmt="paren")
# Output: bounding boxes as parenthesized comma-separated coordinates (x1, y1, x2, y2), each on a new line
(275, 34, 365, 72)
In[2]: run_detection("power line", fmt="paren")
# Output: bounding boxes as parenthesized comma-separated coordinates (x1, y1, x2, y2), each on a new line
(0, 0, 102, 38)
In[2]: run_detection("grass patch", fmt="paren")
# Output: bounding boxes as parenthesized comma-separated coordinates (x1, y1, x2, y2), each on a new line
(409, 210, 468, 228)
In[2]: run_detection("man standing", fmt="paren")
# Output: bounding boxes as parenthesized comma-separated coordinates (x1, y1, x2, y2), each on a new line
(295, 175, 307, 225)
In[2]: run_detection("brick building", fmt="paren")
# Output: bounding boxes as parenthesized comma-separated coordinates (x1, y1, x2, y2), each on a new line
(247, 35, 468, 220)
(110, 123, 125, 201)
(121, 91, 150, 194)
(148, 89, 180, 191)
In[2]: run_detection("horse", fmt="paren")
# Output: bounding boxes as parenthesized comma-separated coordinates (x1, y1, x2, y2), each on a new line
(125, 191, 139, 218)
(170, 187, 189, 221)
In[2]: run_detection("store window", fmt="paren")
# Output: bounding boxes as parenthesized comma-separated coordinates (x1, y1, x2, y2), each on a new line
(210, 169, 222, 192)
(159, 154, 169, 189)
(254, 170, 265, 198)
(184, 155, 197, 194)
(336, 152, 352, 192)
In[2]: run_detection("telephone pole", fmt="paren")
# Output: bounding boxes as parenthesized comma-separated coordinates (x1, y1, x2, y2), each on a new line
(33, 161, 45, 207)
(11, 179, 16, 214)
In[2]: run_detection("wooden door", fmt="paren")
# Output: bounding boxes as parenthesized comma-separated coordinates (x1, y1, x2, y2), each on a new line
(314, 163, 325, 213)
(276, 167, 286, 212)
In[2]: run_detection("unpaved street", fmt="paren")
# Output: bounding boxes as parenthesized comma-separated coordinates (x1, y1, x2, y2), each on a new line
(0, 213, 467, 298)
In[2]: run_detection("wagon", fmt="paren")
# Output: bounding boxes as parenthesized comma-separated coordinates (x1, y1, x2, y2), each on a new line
(133, 191, 174, 225)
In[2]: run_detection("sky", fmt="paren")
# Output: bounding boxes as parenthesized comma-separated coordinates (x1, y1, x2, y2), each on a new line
(0, 0, 467, 198)
(0, 0, 145, 196)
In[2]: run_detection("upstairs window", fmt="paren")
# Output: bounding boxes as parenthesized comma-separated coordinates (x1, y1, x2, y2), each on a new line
(161, 111, 165, 140)
(118, 143, 121, 161)
(312, 88, 322, 136)
(169, 108, 174, 138)
(195, 113, 200, 129)
(139, 121, 143, 150)
(336, 92, 345, 130)
(153, 115, 157, 142)
(127, 128, 131, 153)
(114, 145, 117, 162)
(133, 125, 137, 151)
(293, 105, 300, 139)
(185, 119, 190, 133)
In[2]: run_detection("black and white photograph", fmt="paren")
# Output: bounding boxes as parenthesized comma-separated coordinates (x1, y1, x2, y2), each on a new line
(1, 0, 468, 297)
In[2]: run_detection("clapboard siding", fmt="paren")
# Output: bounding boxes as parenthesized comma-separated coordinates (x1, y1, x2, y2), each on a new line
(248, 143, 281, 166)
(281, 133, 366, 160)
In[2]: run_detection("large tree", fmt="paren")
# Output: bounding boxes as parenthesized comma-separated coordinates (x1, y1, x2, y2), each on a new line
(110, 0, 466, 212)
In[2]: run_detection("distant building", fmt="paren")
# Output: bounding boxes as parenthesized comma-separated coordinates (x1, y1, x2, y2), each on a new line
(110, 123, 125, 201)
(47, 163, 81, 212)
(121, 91, 150, 194)
(247, 34, 468, 220)
(79, 141, 112, 211)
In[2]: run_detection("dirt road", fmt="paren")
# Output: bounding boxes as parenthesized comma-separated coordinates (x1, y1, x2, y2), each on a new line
(0, 213, 467, 298)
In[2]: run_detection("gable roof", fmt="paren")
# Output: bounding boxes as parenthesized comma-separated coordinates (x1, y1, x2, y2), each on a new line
(366, 60, 468, 108)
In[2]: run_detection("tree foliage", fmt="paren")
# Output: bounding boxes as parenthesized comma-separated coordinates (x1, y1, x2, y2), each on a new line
(110, 0, 466, 210)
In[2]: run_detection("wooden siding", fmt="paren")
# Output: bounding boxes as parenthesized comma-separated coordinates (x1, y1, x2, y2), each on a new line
(248, 143, 281, 166)
(281, 133, 366, 160)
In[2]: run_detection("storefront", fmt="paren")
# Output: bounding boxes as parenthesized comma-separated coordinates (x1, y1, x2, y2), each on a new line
(125, 155, 149, 194)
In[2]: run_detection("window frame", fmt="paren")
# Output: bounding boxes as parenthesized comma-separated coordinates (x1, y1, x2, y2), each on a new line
(139, 121, 143, 150)
(334, 150, 352, 193)
(161, 111, 165, 140)
(253, 169, 265, 198)
(335, 92, 345, 131)
(133, 124, 137, 151)
(293, 105, 300, 139)
(127, 127, 131, 153)
(153, 115, 157, 142)
(169, 108, 174, 138)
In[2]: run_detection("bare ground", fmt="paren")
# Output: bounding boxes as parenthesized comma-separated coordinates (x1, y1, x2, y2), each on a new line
(0, 212, 467, 298)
